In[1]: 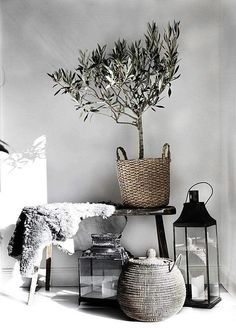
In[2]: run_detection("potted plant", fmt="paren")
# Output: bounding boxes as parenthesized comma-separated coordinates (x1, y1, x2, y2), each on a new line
(48, 21, 180, 207)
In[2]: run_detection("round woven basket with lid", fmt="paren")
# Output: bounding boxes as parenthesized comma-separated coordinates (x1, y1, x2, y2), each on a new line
(117, 249, 186, 322)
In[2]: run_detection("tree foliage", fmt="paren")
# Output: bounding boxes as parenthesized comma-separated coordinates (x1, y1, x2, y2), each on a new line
(48, 21, 180, 158)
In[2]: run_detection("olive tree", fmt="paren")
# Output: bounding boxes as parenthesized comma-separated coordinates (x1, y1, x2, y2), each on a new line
(48, 21, 180, 159)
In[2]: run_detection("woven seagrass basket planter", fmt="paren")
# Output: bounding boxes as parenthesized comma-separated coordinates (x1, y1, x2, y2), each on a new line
(117, 249, 186, 322)
(116, 144, 171, 208)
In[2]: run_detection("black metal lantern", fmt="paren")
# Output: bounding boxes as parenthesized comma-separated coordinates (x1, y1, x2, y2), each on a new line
(173, 182, 221, 308)
(78, 233, 129, 305)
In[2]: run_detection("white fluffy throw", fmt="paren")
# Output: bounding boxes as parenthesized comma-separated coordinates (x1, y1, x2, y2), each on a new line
(8, 202, 115, 277)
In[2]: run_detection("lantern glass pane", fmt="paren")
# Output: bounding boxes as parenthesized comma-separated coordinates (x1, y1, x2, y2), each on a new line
(79, 258, 122, 299)
(174, 227, 188, 283)
(80, 258, 93, 298)
(207, 225, 220, 299)
(187, 227, 208, 302)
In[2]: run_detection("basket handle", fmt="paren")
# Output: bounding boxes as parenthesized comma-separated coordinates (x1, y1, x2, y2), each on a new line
(116, 147, 128, 160)
(169, 254, 182, 273)
(162, 143, 171, 160)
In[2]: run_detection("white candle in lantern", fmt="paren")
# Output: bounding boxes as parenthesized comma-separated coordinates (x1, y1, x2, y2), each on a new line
(191, 275, 205, 300)
(102, 277, 117, 298)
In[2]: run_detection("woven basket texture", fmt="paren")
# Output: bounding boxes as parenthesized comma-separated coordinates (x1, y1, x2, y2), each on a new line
(116, 144, 170, 208)
(117, 260, 186, 322)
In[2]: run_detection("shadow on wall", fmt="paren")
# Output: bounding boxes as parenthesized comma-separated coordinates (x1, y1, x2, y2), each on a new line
(0, 136, 47, 285)
(222, 126, 236, 296)
(5, 136, 46, 172)
(218, 2, 236, 297)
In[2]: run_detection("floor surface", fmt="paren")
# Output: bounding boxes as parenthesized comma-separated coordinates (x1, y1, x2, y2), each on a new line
(0, 285, 235, 328)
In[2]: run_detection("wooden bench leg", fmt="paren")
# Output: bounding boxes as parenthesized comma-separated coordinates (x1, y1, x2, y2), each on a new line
(45, 244, 52, 291)
(155, 214, 169, 258)
(27, 266, 39, 305)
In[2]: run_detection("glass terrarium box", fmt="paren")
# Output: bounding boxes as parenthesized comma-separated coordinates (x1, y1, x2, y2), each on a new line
(78, 233, 129, 305)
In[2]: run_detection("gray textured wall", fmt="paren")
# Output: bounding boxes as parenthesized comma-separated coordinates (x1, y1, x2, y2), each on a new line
(219, 0, 236, 297)
(0, 0, 223, 286)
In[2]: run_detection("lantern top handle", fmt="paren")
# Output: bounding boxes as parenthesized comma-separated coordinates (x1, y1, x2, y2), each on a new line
(185, 181, 213, 205)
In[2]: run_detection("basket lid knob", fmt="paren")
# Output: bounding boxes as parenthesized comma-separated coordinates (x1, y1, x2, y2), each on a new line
(146, 248, 157, 259)
(129, 248, 172, 266)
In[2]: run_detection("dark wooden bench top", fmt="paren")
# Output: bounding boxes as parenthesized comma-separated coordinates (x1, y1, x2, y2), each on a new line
(112, 205, 176, 216)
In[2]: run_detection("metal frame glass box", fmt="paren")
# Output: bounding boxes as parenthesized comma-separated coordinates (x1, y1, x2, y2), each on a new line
(78, 233, 129, 305)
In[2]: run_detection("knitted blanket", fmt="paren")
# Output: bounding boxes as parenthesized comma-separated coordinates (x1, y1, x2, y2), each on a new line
(7, 203, 115, 277)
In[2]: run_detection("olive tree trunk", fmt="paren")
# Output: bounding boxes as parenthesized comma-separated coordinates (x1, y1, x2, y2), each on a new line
(137, 116, 144, 159)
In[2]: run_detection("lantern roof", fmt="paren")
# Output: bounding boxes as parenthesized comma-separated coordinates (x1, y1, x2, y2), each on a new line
(174, 202, 216, 227)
